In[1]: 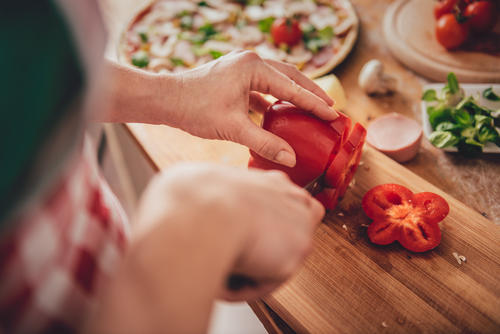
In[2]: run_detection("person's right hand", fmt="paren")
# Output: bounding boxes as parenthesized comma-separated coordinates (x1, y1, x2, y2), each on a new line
(133, 163, 325, 302)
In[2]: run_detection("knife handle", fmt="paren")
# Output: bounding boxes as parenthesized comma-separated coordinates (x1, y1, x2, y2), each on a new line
(226, 274, 257, 291)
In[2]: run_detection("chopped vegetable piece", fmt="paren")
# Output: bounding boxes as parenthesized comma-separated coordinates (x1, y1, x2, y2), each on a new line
(209, 50, 223, 59)
(483, 87, 500, 101)
(422, 72, 500, 152)
(362, 184, 449, 252)
(258, 17, 275, 33)
(302, 26, 334, 53)
(170, 57, 186, 67)
(131, 51, 149, 68)
(139, 31, 148, 43)
(422, 89, 438, 102)
(271, 18, 302, 47)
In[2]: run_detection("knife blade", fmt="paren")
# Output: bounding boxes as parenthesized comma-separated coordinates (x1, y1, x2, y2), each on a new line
(303, 173, 325, 196)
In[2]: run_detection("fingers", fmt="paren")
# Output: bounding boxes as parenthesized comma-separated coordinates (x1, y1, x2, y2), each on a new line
(235, 119, 297, 167)
(249, 92, 272, 114)
(251, 62, 338, 121)
(264, 59, 334, 106)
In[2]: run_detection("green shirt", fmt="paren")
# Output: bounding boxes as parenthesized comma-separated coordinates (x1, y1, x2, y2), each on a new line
(0, 0, 85, 221)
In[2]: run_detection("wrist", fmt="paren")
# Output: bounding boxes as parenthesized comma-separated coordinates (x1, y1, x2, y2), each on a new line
(96, 60, 185, 125)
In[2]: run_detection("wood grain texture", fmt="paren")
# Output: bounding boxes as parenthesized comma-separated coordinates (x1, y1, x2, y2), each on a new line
(263, 146, 500, 333)
(383, 0, 500, 83)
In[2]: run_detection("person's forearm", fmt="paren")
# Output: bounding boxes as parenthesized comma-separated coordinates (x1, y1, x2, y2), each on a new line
(87, 208, 248, 333)
(88, 59, 184, 125)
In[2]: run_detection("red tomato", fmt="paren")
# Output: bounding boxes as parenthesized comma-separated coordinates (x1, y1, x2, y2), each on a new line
(464, 1, 497, 33)
(435, 13, 469, 49)
(271, 18, 302, 47)
(434, 0, 461, 19)
(362, 184, 450, 252)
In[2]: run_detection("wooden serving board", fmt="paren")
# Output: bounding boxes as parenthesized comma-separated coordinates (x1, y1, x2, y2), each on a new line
(383, 0, 500, 83)
(126, 121, 500, 333)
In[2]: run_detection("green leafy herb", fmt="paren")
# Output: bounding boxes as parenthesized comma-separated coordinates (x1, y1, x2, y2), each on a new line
(317, 26, 334, 40)
(258, 17, 275, 33)
(436, 122, 460, 132)
(131, 51, 149, 68)
(199, 23, 217, 37)
(197, 1, 208, 6)
(170, 57, 186, 67)
(423, 72, 499, 153)
(248, 0, 265, 5)
(185, 23, 219, 44)
(302, 25, 335, 54)
(139, 31, 148, 43)
(483, 87, 500, 101)
(446, 72, 459, 94)
(422, 89, 437, 102)
(209, 50, 223, 59)
(453, 109, 472, 126)
(427, 105, 453, 129)
(429, 131, 460, 148)
(177, 10, 191, 18)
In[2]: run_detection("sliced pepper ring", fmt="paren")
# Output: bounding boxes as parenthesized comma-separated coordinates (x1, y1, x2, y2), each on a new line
(362, 184, 450, 252)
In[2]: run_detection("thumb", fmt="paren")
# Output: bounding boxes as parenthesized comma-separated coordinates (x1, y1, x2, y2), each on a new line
(236, 118, 296, 168)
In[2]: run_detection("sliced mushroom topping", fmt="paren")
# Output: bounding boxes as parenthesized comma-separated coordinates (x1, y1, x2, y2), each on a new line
(173, 40, 196, 65)
(148, 57, 173, 72)
(244, 5, 269, 22)
(203, 40, 236, 53)
(286, 1, 317, 16)
(286, 44, 313, 64)
(155, 21, 180, 37)
(310, 7, 338, 30)
(150, 35, 178, 58)
(200, 7, 229, 24)
(229, 25, 264, 45)
(154, 1, 196, 19)
(254, 42, 287, 61)
(335, 17, 354, 36)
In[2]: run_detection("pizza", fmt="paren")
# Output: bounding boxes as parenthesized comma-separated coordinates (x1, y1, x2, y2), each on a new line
(119, 0, 358, 78)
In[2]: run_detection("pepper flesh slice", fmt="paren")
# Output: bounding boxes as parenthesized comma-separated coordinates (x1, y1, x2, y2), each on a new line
(362, 184, 450, 252)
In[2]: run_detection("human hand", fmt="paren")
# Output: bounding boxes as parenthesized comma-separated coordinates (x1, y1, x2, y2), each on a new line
(133, 163, 324, 302)
(167, 51, 337, 168)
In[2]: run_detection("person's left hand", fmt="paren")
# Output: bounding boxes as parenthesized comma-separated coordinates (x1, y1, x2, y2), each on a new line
(165, 50, 337, 168)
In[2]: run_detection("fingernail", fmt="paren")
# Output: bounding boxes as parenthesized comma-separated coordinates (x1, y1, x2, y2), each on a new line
(326, 96, 335, 106)
(323, 105, 339, 120)
(275, 150, 296, 168)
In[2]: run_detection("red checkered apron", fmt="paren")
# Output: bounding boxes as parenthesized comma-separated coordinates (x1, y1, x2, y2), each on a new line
(0, 135, 129, 334)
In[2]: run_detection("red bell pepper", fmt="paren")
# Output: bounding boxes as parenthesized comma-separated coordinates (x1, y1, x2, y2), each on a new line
(362, 184, 450, 252)
(248, 101, 366, 210)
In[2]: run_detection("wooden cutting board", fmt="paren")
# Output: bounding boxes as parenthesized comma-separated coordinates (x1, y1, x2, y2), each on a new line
(127, 121, 500, 333)
(262, 145, 500, 333)
(383, 0, 500, 83)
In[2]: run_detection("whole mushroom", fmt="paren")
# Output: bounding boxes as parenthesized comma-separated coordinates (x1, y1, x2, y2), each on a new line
(358, 59, 396, 95)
